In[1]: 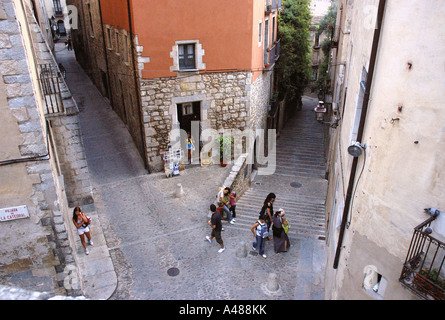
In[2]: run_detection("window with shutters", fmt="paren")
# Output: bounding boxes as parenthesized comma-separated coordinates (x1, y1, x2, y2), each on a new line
(178, 44, 196, 70)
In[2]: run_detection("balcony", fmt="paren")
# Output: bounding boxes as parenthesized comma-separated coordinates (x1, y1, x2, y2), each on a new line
(264, 39, 281, 70)
(399, 215, 445, 300)
(38, 64, 65, 116)
(265, 0, 282, 14)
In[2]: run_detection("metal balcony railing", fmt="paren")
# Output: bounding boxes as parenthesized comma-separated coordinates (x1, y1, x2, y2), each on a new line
(53, 0, 63, 16)
(264, 39, 281, 70)
(265, 0, 282, 13)
(399, 216, 445, 300)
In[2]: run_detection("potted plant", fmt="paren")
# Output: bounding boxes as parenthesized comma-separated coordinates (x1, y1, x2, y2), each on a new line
(216, 136, 233, 167)
(413, 269, 445, 300)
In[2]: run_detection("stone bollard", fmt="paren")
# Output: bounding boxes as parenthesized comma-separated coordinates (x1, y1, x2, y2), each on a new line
(236, 241, 248, 258)
(175, 183, 185, 198)
(266, 273, 280, 292)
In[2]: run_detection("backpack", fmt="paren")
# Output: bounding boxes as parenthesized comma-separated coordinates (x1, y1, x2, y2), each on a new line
(257, 221, 269, 238)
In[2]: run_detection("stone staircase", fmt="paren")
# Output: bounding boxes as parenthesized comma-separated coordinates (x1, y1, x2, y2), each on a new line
(231, 189, 326, 241)
(227, 97, 328, 241)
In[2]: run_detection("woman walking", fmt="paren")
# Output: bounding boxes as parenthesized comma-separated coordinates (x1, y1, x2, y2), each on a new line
(251, 215, 269, 258)
(261, 193, 276, 240)
(72, 207, 93, 255)
(272, 209, 290, 253)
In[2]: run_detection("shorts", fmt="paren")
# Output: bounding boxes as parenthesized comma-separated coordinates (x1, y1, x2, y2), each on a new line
(211, 229, 223, 246)
(77, 226, 90, 235)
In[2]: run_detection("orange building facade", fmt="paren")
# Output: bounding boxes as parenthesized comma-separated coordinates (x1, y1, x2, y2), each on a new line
(71, 0, 282, 172)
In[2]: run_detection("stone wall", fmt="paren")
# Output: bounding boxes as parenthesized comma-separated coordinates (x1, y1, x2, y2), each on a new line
(249, 71, 273, 132)
(221, 153, 251, 201)
(140, 71, 252, 172)
(68, 0, 108, 98)
(103, 23, 145, 162)
(0, 0, 90, 297)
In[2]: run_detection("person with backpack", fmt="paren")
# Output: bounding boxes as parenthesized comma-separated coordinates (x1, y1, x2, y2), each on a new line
(251, 214, 268, 258)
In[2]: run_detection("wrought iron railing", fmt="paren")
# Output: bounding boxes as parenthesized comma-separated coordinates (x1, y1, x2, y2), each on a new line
(264, 39, 281, 69)
(266, 0, 282, 11)
(399, 216, 445, 300)
(38, 64, 64, 115)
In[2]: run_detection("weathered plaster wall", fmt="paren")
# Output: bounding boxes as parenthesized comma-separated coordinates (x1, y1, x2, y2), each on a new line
(325, 0, 445, 300)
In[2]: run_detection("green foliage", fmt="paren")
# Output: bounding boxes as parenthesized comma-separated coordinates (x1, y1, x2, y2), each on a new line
(316, 2, 338, 37)
(216, 136, 233, 161)
(420, 269, 445, 289)
(315, 3, 338, 91)
(276, 0, 312, 103)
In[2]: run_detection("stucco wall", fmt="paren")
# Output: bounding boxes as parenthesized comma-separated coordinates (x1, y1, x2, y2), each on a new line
(325, 0, 445, 300)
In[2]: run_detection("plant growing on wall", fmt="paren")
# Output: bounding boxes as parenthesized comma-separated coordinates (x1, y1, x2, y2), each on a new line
(314, 3, 338, 94)
(216, 136, 233, 166)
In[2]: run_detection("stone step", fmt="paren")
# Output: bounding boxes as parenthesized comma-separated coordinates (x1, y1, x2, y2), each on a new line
(236, 195, 326, 212)
(239, 189, 326, 206)
(230, 217, 325, 236)
(235, 205, 325, 224)
(235, 199, 325, 214)
(239, 187, 324, 205)
(225, 220, 326, 241)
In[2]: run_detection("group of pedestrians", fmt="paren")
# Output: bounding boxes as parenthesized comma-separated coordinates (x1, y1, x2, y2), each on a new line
(206, 190, 291, 258)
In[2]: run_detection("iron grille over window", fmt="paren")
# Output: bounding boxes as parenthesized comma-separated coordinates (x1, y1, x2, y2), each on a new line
(400, 216, 445, 300)
(38, 64, 64, 115)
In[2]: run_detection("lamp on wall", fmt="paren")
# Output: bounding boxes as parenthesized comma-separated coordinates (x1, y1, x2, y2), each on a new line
(314, 101, 327, 122)
(314, 101, 341, 128)
(347, 141, 366, 157)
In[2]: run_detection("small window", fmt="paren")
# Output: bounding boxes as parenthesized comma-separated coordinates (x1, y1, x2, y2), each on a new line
(86, 3, 94, 36)
(123, 34, 128, 62)
(363, 265, 388, 299)
(258, 21, 263, 44)
(115, 31, 120, 54)
(178, 44, 195, 70)
(182, 103, 193, 115)
(106, 27, 112, 49)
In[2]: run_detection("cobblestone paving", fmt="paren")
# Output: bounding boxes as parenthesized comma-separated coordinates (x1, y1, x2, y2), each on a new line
(57, 42, 327, 300)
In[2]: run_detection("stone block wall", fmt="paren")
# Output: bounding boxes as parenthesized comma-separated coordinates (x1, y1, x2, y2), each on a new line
(222, 153, 251, 201)
(249, 71, 273, 132)
(139, 71, 253, 172)
(0, 0, 90, 297)
(103, 24, 145, 162)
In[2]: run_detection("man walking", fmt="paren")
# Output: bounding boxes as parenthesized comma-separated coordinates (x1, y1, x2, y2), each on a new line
(206, 204, 225, 253)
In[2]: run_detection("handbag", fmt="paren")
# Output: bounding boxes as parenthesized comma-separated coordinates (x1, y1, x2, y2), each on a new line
(86, 216, 91, 225)
(282, 219, 289, 234)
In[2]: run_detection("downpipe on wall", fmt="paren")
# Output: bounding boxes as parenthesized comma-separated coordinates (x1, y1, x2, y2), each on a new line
(332, 0, 387, 269)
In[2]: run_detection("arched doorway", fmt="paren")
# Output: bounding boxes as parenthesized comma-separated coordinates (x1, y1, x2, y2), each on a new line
(57, 20, 66, 36)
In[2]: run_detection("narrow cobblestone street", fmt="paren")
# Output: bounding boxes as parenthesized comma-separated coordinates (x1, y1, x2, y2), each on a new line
(56, 42, 327, 300)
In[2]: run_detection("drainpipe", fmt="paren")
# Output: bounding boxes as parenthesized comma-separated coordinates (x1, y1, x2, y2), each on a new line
(127, 0, 150, 172)
(333, 0, 387, 269)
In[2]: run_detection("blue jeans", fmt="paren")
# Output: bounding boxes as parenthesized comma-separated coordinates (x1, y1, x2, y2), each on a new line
(253, 236, 265, 255)
(223, 205, 233, 221)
